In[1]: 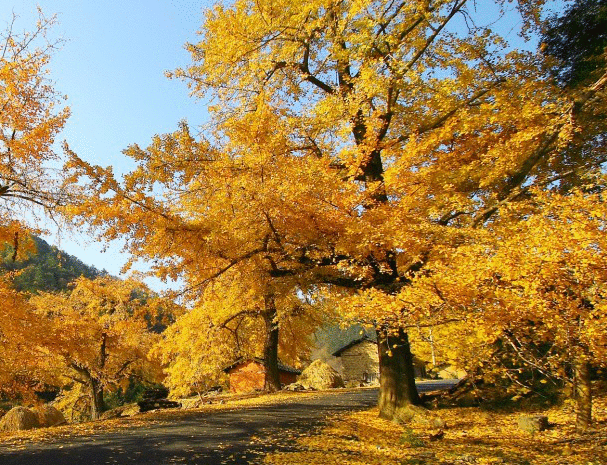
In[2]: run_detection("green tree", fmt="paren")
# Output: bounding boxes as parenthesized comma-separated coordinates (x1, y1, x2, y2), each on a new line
(542, 0, 607, 87)
(0, 236, 102, 293)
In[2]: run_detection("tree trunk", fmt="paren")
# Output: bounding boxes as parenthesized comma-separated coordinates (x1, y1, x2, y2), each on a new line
(263, 294, 281, 392)
(428, 328, 437, 367)
(573, 355, 592, 431)
(89, 376, 105, 420)
(378, 327, 422, 421)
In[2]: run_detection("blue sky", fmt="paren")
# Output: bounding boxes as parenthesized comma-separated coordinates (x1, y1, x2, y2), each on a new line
(1, 1, 214, 289)
(1, 1, 566, 291)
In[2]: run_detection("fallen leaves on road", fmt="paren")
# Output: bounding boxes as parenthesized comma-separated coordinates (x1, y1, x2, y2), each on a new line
(2, 387, 605, 465)
(265, 395, 607, 465)
(0, 388, 354, 450)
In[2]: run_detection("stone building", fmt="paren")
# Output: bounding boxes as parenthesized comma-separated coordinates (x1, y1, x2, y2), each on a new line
(332, 336, 427, 383)
(223, 358, 301, 393)
(332, 336, 380, 383)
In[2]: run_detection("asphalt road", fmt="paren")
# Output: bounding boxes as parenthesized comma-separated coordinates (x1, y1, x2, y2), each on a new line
(0, 382, 458, 465)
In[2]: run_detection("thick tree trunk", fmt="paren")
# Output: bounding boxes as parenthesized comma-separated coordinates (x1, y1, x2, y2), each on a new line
(573, 355, 592, 431)
(89, 332, 108, 420)
(89, 376, 105, 420)
(378, 327, 422, 421)
(263, 294, 281, 392)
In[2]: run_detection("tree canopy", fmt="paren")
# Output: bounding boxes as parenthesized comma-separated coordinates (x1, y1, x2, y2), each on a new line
(0, 11, 70, 231)
(55, 0, 607, 430)
(28, 277, 167, 419)
(542, 0, 607, 87)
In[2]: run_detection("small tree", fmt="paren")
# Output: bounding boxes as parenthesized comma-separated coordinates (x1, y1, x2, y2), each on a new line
(30, 277, 163, 419)
(156, 266, 321, 395)
(0, 10, 70, 232)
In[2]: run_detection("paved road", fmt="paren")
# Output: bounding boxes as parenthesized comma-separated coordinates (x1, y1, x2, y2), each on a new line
(0, 382, 457, 465)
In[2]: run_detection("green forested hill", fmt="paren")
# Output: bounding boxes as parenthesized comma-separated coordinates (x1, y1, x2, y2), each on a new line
(0, 236, 103, 293)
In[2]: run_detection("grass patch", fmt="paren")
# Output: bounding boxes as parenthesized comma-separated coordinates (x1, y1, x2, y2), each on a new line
(400, 427, 426, 448)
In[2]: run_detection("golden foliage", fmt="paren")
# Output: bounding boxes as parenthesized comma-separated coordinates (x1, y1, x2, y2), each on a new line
(27, 277, 164, 407)
(156, 273, 322, 396)
(395, 187, 607, 385)
(60, 0, 607, 426)
(0, 10, 70, 227)
(0, 277, 47, 395)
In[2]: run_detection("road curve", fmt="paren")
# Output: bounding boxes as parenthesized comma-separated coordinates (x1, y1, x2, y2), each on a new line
(0, 381, 458, 465)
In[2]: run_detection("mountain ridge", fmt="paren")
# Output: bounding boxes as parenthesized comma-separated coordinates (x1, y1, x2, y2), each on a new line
(0, 236, 105, 293)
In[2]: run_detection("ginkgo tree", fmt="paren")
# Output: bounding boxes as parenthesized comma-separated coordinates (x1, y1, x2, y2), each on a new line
(65, 107, 334, 392)
(0, 275, 49, 397)
(29, 277, 166, 419)
(0, 10, 70, 246)
(157, 270, 322, 395)
(399, 185, 607, 431)
(64, 0, 607, 427)
(0, 9, 75, 401)
(483, 189, 607, 432)
(170, 0, 600, 421)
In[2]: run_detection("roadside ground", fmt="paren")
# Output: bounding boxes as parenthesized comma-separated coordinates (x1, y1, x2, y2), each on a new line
(0, 388, 372, 449)
(3, 381, 601, 465)
(265, 386, 607, 465)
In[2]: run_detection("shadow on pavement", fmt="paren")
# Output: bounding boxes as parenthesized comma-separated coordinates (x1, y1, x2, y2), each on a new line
(0, 389, 378, 465)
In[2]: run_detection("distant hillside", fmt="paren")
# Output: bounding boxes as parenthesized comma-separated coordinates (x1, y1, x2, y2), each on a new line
(0, 236, 104, 293)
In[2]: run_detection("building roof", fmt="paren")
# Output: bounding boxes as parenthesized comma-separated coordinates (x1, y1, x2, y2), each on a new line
(223, 357, 302, 375)
(331, 336, 427, 366)
(331, 335, 377, 357)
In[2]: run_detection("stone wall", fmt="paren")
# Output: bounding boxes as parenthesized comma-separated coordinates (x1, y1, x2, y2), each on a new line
(340, 340, 380, 382)
(338, 340, 427, 381)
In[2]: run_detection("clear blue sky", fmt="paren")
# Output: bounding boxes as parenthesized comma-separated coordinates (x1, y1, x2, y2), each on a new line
(1, 1, 566, 291)
(1, 1, 214, 289)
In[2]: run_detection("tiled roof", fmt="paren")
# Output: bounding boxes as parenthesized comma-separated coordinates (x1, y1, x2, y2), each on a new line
(331, 335, 376, 357)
